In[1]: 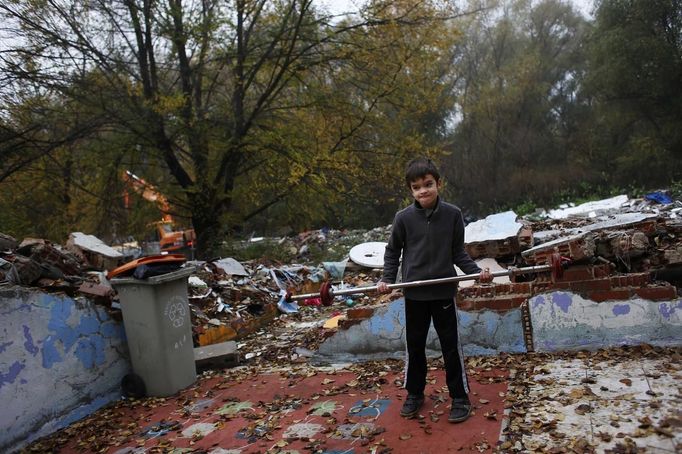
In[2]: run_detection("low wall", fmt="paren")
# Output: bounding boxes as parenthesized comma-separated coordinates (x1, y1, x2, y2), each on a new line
(315, 289, 682, 363)
(529, 291, 682, 352)
(0, 287, 130, 452)
(314, 298, 526, 363)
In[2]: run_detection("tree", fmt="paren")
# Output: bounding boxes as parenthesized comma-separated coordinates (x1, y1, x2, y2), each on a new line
(584, 0, 682, 186)
(1, 0, 475, 255)
(444, 0, 588, 213)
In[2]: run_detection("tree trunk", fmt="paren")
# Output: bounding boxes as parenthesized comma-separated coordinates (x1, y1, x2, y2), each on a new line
(191, 191, 226, 260)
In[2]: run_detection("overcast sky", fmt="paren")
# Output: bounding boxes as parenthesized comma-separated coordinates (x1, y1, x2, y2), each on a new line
(317, 0, 595, 18)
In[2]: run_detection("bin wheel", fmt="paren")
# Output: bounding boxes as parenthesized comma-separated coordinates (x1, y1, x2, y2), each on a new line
(121, 373, 147, 398)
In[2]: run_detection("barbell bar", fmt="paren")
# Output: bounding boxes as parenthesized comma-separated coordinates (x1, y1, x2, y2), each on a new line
(285, 252, 570, 306)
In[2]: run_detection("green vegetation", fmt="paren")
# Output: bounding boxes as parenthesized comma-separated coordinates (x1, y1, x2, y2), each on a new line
(1, 0, 680, 256)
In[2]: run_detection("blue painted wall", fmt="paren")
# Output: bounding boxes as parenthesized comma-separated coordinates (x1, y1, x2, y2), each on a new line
(0, 287, 130, 452)
(315, 298, 526, 363)
(529, 291, 682, 352)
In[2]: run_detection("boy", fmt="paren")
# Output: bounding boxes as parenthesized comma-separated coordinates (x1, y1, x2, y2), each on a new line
(377, 157, 491, 423)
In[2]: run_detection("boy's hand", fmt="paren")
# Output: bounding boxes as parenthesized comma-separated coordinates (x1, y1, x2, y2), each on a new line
(478, 268, 493, 283)
(377, 281, 391, 294)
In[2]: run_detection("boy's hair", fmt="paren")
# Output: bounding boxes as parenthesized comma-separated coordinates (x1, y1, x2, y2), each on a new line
(405, 157, 440, 187)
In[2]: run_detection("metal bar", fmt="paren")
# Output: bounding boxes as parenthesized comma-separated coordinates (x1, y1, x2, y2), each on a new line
(288, 264, 552, 301)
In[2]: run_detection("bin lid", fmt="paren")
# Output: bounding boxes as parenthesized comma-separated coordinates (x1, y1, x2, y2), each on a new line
(108, 254, 186, 279)
(110, 265, 196, 286)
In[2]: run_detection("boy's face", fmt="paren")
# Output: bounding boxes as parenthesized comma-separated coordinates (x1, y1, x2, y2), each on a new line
(409, 174, 441, 209)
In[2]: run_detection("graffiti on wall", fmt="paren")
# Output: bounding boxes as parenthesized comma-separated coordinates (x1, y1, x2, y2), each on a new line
(529, 291, 682, 352)
(0, 288, 129, 452)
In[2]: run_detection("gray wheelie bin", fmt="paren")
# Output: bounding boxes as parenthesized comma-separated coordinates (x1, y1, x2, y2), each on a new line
(111, 267, 196, 397)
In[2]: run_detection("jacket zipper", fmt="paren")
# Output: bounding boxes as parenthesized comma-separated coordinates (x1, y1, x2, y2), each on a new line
(427, 216, 432, 277)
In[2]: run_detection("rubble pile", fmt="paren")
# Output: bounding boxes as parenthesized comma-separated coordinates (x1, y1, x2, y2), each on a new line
(228, 226, 391, 263)
(523, 211, 682, 275)
(185, 259, 388, 359)
(0, 234, 115, 301)
(2, 191, 681, 362)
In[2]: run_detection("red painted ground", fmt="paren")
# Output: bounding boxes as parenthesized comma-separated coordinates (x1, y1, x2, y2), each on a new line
(57, 367, 508, 453)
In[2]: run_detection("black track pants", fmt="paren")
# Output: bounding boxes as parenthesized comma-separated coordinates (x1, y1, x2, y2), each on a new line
(404, 298, 469, 399)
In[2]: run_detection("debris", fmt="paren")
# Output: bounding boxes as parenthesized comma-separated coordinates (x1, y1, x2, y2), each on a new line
(2, 189, 682, 379)
(188, 275, 208, 287)
(547, 194, 629, 219)
(213, 257, 249, 276)
(323, 314, 344, 329)
(0, 233, 18, 251)
(65, 232, 123, 271)
(645, 191, 673, 205)
(464, 211, 526, 259)
(349, 242, 387, 268)
(0, 257, 20, 284)
(194, 340, 239, 370)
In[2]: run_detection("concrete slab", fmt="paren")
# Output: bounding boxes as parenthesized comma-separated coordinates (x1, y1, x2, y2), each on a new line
(522, 232, 596, 264)
(532, 213, 658, 247)
(547, 195, 629, 219)
(67, 232, 123, 258)
(465, 211, 527, 259)
(465, 211, 523, 243)
(194, 341, 239, 370)
(522, 232, 588, 257)
(518, 356, 681, 452)
(573, 212, 659, 233)
(213, 258, 248, 276)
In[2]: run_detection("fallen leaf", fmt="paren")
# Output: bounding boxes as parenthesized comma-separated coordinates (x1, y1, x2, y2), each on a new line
(596, 431, 612, 442)
(574, 404, 592, 415)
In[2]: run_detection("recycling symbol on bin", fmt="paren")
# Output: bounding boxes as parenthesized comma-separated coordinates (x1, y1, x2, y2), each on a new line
(164, 296, 187, 328)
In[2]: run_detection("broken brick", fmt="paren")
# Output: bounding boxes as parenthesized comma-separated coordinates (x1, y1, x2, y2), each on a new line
(347, 307, 375, 320)
(635, 285, 677, 301)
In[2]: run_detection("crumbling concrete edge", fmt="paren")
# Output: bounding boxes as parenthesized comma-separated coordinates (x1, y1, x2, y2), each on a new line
(312, 298, 526, 365)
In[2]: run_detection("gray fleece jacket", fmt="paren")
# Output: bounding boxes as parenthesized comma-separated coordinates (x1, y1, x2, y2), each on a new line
(381, 196, 481, 301)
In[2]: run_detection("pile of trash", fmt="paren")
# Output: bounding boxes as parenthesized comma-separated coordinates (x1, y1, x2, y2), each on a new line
(228, 225, 392, 263)
(2, 190, 681, 358)
(0, 232, 118, 301)
(184, 257, 389, 349)
(517, 192, 682, 275)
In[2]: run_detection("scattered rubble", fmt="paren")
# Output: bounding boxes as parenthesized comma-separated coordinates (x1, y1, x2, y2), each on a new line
(65, 232, 123, 271)
(2, 191, 681, 361)
(6, 190, 682, 453)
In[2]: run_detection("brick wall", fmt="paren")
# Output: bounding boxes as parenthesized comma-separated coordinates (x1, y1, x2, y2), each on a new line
(455, 265, 676, 312)
(333, 266, 677, 332)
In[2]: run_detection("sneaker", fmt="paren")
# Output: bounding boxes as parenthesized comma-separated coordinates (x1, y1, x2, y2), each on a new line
(448, 397, 472, 423)
(400, 394, 424, 418)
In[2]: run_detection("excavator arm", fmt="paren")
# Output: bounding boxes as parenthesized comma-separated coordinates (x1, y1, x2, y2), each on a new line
(121, 170, 195, 257)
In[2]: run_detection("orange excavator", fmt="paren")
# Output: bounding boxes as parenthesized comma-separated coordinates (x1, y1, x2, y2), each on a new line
(122, 170, 196, 258)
